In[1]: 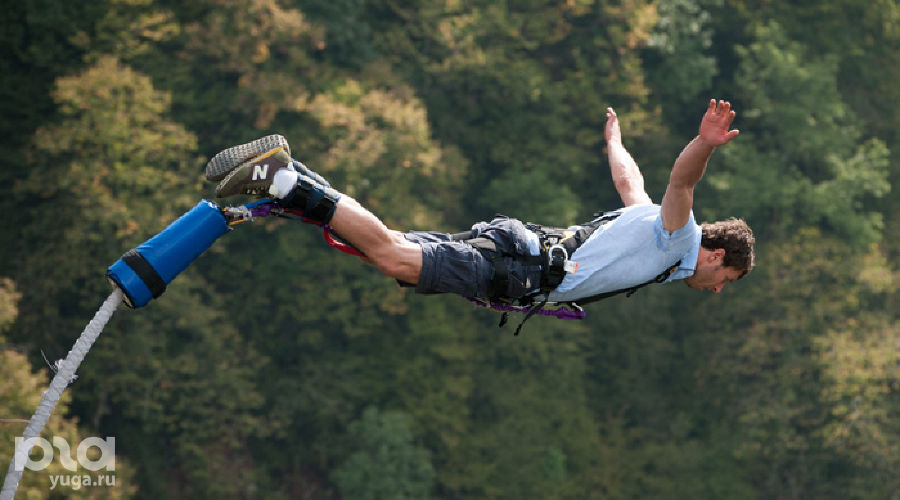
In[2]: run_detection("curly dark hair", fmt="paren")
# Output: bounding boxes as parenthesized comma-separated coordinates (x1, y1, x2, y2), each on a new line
(700, 218, 755, 277)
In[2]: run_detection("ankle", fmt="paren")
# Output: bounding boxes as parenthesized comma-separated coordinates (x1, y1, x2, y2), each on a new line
(281, 175, 342, 224)
(270, 169, 299, 198)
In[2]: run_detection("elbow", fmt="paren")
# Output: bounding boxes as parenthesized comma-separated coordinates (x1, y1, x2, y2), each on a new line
(614, 176, 652, 206)
(667, 171, 700, 190)
(614, 175, 644, 195)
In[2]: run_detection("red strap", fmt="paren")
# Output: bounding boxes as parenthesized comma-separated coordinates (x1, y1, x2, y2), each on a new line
(323, 227, 365, 258)
(283, 208, 365, 259)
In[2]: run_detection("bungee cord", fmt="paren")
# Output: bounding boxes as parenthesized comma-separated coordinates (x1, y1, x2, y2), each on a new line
(1, 288, 123, 500)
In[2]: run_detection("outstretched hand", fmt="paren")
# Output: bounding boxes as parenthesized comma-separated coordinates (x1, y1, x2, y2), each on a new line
(699, 99, 740, 147)
(605, 107, 621, 144)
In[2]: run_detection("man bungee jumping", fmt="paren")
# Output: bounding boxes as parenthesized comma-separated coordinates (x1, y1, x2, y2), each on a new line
(207, 99, 754, 325)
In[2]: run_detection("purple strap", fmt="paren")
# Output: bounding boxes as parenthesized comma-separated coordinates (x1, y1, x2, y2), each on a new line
(244, 199, 277, 217)
(250, 204, 274, 217)
(465, 297, 586, 320)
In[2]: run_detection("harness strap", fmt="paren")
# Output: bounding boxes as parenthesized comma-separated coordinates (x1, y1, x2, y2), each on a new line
(525, 211, 623, 293)
(464, 237, 509, 298)
(513, 295, 548, 336)
(575, 260, 681, 305)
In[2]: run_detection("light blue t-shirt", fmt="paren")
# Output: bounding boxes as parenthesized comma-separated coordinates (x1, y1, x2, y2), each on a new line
(547, 204, 701, 302)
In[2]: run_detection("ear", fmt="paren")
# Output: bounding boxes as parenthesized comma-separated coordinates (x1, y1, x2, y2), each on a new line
(710, 247, 726, 264)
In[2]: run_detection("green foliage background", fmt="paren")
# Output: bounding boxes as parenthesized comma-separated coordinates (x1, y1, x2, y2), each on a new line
(1, 0, 897, 498)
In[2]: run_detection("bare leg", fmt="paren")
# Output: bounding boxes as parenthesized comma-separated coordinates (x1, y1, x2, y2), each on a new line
(264, 167, 422, 283)
(327, 197, 423, 284)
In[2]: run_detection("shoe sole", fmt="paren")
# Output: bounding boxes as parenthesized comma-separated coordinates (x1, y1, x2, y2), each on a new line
(205, 134, 290, 181)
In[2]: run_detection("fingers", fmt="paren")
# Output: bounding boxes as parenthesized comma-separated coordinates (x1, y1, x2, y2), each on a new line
(707, 100, 737, 127)
(708, 99, 734, 114)
(716, 128, 740, 146)
(719, 101, 732, 119)
(606, 107, 617, 119)
(709, 99, 729, 114)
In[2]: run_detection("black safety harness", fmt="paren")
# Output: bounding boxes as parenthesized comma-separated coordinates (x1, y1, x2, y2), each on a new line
(455, 211, 681, 335)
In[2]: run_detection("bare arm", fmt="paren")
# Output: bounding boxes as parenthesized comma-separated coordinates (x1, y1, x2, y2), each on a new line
(606, 107, 652, 206)
(660, 99, 739, 232)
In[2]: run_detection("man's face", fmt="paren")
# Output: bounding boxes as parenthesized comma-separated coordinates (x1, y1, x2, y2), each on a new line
(684, 247, 744, 293)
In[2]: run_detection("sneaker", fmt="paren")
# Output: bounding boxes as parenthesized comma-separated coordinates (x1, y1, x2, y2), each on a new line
(205, 134, 291, 181)
(215, 147, 295, 198)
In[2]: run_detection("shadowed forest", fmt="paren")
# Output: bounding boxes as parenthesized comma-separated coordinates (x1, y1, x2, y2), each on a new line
(1, 0, 898, 498)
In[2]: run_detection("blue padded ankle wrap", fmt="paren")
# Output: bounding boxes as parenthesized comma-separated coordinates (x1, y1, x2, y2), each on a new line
(107, 200, 228, 308)
(283, 175, 341, 224)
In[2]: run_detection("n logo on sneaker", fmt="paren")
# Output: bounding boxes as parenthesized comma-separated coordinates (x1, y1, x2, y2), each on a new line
(252, 164, 269, 181)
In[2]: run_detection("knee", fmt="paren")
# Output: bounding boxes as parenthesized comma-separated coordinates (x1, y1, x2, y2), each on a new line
(369, 232, 421, 283)
(374, 259, 405, 280)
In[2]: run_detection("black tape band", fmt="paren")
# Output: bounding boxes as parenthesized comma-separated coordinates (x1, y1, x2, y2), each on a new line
(307, 195, 336, 222)
(122, 249, 167, 298)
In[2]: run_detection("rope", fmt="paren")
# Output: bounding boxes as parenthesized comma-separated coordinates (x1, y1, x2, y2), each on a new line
(1, 288, 123, 500)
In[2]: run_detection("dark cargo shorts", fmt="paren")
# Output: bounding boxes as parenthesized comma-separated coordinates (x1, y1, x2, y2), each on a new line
(404, 217, 543, 299)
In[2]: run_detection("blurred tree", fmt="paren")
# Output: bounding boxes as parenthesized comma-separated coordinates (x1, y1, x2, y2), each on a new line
(687, 228, 897, 498)
(144, 0, 328, 152)
(373, 0, 662, 224)
(12, 55, 200, 348)
(643, 0, 721, 110)
(331, 406, 435, 500)
(300, 0, 376, 69)
(702, 0, 900, 260)
(703, 22, 889, 248)
(82, 280, 270, 498)
(295, 78, 467, 228)
(816, 317, 899, 497)
(0, 0, 109, 168)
